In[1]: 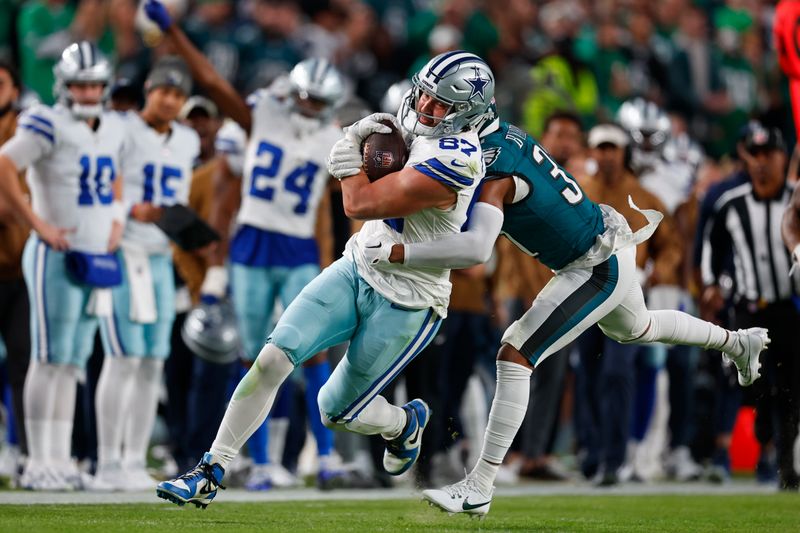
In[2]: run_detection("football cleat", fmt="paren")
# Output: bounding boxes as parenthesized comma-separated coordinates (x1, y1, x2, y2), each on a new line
(244, 464, 272, 492)
(123, 462, 158, 492)
(422, 474, 494, 518)
(383, 399, 430, 476)
(724, 328, 770, 387)
(156, 453, 225, 509)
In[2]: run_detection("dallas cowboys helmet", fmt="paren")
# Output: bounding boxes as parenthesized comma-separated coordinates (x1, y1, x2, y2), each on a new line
(53, 41, 112, 119)
(399, 50, 495, 136)
(616, 97, 671, 172)
(182, 300, 240, 364)
(287, 57, 345, 123)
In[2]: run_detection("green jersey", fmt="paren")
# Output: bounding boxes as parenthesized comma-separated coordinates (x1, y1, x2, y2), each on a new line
(483, 122, 605, 270)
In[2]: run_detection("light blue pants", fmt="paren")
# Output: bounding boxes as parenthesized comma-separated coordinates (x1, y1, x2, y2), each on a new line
(22, 236, 98, 367)
(99, 252, 175, 358)
(268, 257, 442, 422)
(231, 262, 320, 361)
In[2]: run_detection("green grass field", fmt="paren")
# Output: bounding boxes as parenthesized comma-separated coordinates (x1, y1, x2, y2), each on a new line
(1, 494, 798, 533)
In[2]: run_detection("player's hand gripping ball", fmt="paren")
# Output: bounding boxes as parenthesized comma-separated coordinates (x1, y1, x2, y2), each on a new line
(361, 119, 408, 182)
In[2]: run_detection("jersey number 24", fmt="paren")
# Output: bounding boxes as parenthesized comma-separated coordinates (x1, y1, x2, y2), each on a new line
(249, 141, 319, 214)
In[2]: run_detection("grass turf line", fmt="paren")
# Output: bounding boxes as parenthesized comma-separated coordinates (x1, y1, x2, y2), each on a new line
(1, 494, 798, 532)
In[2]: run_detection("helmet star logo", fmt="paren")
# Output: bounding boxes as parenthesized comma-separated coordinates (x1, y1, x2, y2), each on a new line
(466, 68, 489, 101)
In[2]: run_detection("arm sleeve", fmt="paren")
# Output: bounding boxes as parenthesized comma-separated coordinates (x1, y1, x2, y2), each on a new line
(403, 202, 504, 269)
(214, 119, 246, 176)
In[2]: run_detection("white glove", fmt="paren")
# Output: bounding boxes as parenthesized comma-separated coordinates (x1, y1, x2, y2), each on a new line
(327, 137, 363, 180)
(345, 112, 399, 144)
(362, 235, 395, 265)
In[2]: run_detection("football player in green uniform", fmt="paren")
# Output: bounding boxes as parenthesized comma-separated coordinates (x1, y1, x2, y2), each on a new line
(366, 109, 770, 518)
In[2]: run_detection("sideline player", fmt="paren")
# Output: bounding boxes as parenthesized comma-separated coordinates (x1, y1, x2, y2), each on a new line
(153, 47, 495, 508)
(0, 42, 127, 489)
(93, 57, 199, 491)
(143, 0, 345, 488)
(374, 108, 770, 517)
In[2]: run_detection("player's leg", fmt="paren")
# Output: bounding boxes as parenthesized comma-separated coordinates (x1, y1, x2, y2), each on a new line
(278, 264, 338, 480)
(597, 247, 770, 386)
(315, 286, 442, 476)
(120, 254, 175, 490)
(20, 238, 87, 490)
(95, 254, 145, 488)
(424, 250, 635, 516)
(156, 259, 359, 507)
(231, 263, 277, 490)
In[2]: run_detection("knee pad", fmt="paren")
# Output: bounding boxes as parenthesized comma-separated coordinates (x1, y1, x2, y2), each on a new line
(254, 343, 296, 377)
(600, 317, 653, 344)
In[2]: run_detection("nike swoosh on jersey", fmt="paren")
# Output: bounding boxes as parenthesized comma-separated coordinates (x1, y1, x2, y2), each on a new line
(450, 159, 468, 168)
(462, 499, 491, 511)
(365, 244, 382, 248)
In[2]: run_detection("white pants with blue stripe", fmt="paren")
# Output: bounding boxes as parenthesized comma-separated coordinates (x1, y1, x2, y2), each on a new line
(22, 236, 99, 367)
(267, 257, 441, 422)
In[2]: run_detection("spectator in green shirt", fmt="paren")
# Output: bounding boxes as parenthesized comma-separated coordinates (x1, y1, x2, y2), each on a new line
(17, 0, 113, 103)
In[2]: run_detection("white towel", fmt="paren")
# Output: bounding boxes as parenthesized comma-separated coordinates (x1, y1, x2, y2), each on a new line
(85, 288, 113, 317)
(122, 245, 157, 324)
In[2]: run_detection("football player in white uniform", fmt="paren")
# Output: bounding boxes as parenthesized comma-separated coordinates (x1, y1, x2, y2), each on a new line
(0, 42, 127, 490)
(143, 0, 347, 490)
(151, 48, 494, 509)
(93, 57, 199, 491)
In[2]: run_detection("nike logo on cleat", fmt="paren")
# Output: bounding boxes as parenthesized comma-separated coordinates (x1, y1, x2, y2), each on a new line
(198, 483, 216, 495)
(462, 499, 490, 511)
(407, 425, 421, 446)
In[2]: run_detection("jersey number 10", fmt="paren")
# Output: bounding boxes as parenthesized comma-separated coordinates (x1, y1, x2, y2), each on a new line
(78, 155, 116, 206)
(249, 141, 319, 214)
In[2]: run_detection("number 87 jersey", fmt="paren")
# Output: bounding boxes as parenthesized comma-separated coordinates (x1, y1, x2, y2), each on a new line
(221, 92, 342, 239)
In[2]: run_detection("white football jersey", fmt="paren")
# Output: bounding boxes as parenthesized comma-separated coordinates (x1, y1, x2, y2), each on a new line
(346, 131, 485, 318)
(0, 104, 127, 254)
(639, 158, 693, 214)
(215, 119, 247, 176)
(234, 92, 342, 238)
(119, 112, 200, 253)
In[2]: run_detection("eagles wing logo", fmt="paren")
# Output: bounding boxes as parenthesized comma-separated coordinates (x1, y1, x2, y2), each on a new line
(374, 151, 395, 168)
(483, 147, 501, 167)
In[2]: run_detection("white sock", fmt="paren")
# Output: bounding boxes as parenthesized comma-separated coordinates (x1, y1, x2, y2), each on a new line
(23, 362, 58, 463)
(51, 366, 78, 464)
(637, 310, 740, 355)
(122, 358, 163, 468)
(95, 356, 140, 467)
(210, 344, 294, 469)
(471, 360, 531, 494)
(268, 417, 289, 466)
(343, 395, 406, 439)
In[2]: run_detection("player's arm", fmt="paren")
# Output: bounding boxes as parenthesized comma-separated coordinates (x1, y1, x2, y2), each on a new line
(144, 0, 251, 133)
(339, 165, 457, 219)
(0, 155, 69, 249)
(385, 177, 514, 268)
(782, 184, 800, 264)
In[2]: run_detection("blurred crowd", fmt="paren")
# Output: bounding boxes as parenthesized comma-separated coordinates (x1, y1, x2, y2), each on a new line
(0, 0, 799, 492)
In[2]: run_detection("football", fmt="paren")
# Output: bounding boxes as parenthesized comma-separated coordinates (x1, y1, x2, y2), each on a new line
(362, 119, 408, 181)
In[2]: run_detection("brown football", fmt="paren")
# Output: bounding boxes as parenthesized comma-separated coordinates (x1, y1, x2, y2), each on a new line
(362, 119, 408, 182)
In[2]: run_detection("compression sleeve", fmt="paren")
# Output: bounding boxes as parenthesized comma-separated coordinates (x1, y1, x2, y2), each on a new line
(402, 202, 504, 269)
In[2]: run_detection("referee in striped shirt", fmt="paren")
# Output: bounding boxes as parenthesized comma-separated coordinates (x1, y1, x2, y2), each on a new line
(703, 125, 799, 491)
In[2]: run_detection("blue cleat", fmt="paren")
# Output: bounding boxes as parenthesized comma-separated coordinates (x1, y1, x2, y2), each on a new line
(156, 453, 226, 509)
(383, 399, 430, 476)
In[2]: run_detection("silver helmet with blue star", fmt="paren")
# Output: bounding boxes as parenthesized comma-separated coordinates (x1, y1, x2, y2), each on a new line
(399, 50, 495, 136)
